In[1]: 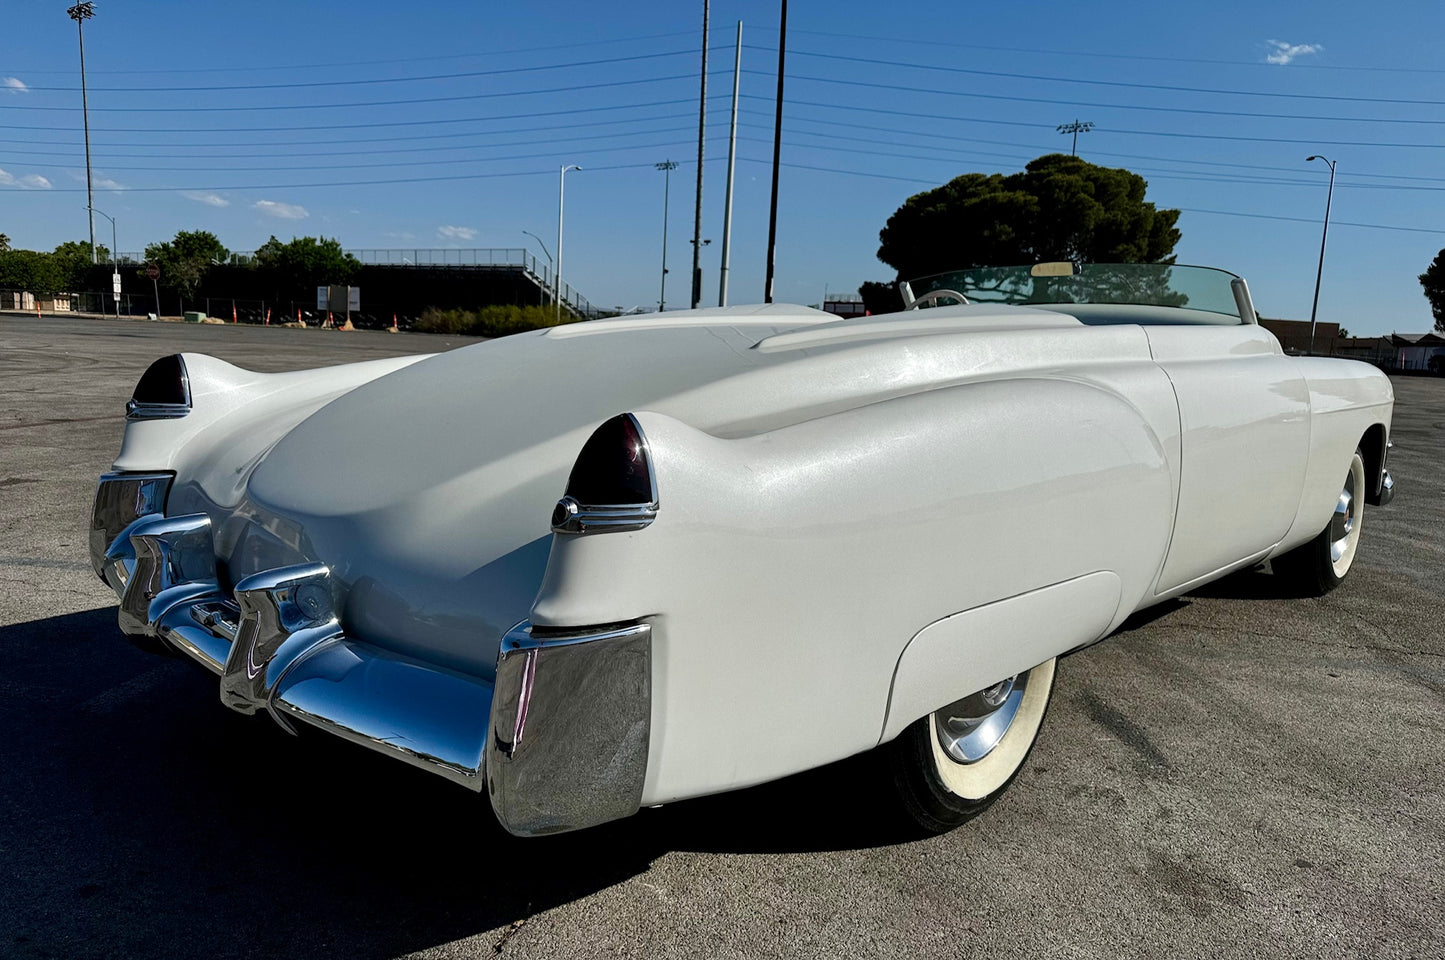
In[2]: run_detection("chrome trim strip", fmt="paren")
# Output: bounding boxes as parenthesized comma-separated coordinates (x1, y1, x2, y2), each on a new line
(89, 472, 172, 578)
(114, 513, 217, 637)
(125, 400, 191, 421)
(220, 563, 340, 722)
(487, 619, 652, 836)
(1374, 469, 1395, 506)
(271, 638, 493, 790)
(156, 599, 238, 675)
(551, 495, 659, 534)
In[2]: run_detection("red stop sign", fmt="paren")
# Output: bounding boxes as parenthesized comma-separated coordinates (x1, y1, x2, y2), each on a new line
(145, 264, 160, 279)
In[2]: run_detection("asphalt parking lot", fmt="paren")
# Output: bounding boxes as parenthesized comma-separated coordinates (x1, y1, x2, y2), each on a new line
(2, 313, 1441, 960)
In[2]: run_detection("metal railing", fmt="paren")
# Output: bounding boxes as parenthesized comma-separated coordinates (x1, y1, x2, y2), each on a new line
(113, 246, 595, 317)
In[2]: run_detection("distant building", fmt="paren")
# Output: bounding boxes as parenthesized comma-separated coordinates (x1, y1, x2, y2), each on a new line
(1391, 332, 1445, 371)
(1257, 318, 1341, 355)
(822, 298, 867, 319)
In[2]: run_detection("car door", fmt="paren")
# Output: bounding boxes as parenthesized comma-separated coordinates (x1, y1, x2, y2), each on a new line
(1145, 324, 1310, 595)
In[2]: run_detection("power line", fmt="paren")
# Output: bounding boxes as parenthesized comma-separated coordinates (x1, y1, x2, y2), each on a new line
(4, 31, 696, 75)
(0, 130, 727, 173)
(756, 96, 1445, 151)
(747, 67, 1445, 126)
(785, 29, 1445, 76)
(13, 49, 694, 93)
(0, 112, 701, 155)
(0, 72, 707, 113)
(776, 48, 1445, 106)
(0, 97, 706, 134)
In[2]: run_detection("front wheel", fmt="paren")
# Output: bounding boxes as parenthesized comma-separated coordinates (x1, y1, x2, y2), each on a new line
(1271, 448, 1366, 596)
(888, 658, 1057, 834)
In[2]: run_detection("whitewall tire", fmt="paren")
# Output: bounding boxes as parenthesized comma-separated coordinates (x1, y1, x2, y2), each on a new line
(889, 657, 1057, 834)
(1273, 448, 1366, 596)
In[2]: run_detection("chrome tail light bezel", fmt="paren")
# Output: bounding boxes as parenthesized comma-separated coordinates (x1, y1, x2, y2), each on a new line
(126, 353, 192, 421)
(552, 413, 659, 535)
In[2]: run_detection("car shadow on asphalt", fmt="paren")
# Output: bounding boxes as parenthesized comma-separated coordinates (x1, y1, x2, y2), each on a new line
(1, 606, 911, 960)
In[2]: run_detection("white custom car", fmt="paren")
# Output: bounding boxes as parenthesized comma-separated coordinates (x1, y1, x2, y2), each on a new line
(90, 262, 1396, 836)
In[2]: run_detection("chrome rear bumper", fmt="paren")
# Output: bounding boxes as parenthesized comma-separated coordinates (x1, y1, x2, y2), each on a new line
(90, 474, 652, 834)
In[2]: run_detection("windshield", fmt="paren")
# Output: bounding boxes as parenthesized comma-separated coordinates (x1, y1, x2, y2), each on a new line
(906, 263, 1243, 319)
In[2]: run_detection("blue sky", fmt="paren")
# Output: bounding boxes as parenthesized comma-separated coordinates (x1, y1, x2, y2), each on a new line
(2, 0, 1443, 334)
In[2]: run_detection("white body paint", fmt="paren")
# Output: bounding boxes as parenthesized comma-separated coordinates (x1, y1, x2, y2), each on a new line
(110, 299, 1395, 806)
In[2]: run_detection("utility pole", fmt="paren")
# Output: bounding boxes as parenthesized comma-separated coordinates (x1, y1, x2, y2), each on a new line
(764, 0, 788, 303)
(1306, 155, 1337, 355)
(690, 0, 709, 309)
(655, 160, 679, 311)
(1056, 119, 1094, 156)
(718, 21, 742, 307)
(67, 2, 98, 264)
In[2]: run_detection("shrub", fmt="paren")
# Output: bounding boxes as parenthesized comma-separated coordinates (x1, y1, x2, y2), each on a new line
(414, 304, 577, 338)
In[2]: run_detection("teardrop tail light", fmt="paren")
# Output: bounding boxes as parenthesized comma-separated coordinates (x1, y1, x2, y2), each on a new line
(552, 413, 659, 535)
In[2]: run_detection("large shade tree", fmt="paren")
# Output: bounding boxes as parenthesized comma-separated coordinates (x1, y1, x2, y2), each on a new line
(51, 240, 109, 291)
(863, 154, 1182, 312)
(253, 235, 360, 302)
(1420, 248, 1445, 333)
(144, 230, 229, 302)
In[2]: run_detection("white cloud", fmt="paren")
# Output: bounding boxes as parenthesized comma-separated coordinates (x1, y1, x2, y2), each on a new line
(3, 77, 27, 93)
(437, 225, 477, 241)
(1265, 40, 1323, 65)
(1, 168, 51, 189)
(183, 191, 230, 207)
(0, 168, 49, 189)
(253, 199, 309, 220)
(67, 169, 124, 191)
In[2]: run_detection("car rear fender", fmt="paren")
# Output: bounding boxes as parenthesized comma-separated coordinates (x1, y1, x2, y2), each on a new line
(530, 376, 1176, 805)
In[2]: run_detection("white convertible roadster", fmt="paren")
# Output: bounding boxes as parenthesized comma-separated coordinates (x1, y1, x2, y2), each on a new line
(91, 262, 1395, 836)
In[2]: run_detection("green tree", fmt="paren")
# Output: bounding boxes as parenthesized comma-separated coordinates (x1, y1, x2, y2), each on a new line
(144, 230, 229, 301)
(0, 233, 10, 252)
(254, 235, 360, 301)
(0, 248, 64, 295)
(1420, 248, 1445, 333)
(875, 153, 1182, 281)
(51, 240, 109, 291)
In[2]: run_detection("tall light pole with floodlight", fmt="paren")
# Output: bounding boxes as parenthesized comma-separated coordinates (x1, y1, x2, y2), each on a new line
(556, 164, 581, 324)
(67, 2, 98, 264)
(1306, 154, 1337, 355)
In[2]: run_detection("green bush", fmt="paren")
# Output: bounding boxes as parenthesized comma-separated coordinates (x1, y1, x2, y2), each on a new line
(414, 304, 578, 338)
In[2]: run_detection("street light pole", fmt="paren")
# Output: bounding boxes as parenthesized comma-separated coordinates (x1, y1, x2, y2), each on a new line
(67, 2, 98, 265)
(690, 0, 709, 309)
(90, 205, 118, 318)
(655, 160, 678, 311)
(556, 164, 581, 325)
(1306, 155, 1337, 355)
(522, 230, 552, 307)
(764, 0, 788, 303)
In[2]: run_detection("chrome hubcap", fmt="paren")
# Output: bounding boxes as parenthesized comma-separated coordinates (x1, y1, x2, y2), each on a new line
(935, 673, 1028, 764)
(1329, 469, 1357, 564)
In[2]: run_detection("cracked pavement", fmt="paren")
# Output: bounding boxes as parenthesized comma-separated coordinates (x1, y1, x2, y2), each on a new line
(1, 315, 1441, 959)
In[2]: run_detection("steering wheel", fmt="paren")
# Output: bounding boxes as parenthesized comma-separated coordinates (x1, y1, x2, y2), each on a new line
(911, 288, 970, 309)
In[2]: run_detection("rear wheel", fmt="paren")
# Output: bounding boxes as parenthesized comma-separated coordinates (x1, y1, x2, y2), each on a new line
(1272, 448, 1366, 596)
(888, 658, 1056, 834)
